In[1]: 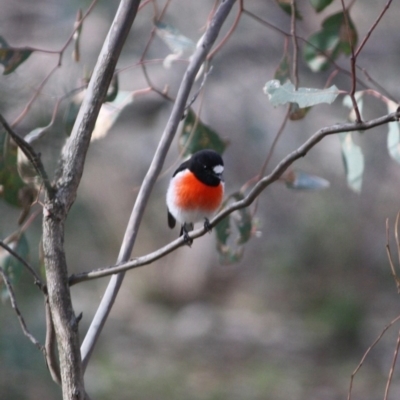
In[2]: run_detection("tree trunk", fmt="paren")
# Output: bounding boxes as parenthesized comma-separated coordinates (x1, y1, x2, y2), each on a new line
(42, 203, 85, 399)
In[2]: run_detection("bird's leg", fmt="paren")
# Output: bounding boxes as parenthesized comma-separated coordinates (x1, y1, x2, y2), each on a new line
(204, 218, 212, 233)
(181, 224, 193, 247)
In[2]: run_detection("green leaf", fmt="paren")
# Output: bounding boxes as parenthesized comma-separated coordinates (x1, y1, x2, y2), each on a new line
(0, 131, 27, 207)
(274, 53, 291, 84)
(387, 101, 400, 164)
(309, 0, 334, 12)
(303, 11, 357, 71)
(285, 169, 330, 190)
(264, 79, 339, 108)
(275, 0, 302, 19)
(339, 132, 364, 192)
(215, 194, 253, 264)
(179, 109, 228, 157)
(154, 21, 195, 68)
(0, 36, 32, 75)
(0, 233, 29, 299)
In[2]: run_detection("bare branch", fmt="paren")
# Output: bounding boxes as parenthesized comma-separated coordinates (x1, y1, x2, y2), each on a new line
(80, 0, 238, 371)
(0, 266, 44, 351)
(70, 109, 400, 285)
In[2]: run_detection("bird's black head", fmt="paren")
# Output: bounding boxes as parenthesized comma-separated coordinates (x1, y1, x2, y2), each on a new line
(189, 149, 224, 187)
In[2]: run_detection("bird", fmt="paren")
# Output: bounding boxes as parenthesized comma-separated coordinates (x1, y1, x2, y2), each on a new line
(166, 149, 224, 246)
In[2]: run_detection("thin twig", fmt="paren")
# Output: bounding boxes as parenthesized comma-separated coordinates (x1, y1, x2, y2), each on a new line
(340, 0, 361, 123)
(244, 107, 290, 218)
(348, 314, 400, 400)
(0, 266, 44, 351)
(290, 0, 299, 88)
(70, 109, 400, 285)
(11, 0, 99, 127)
(0, 113, 54, 197)
(185, 65, 213, 111)
(0, 240, 45, 292)
(385, 217, 400, 293)
(384, 328, 400, 400)
(354, 0, 393, 58)
(207, 0, 243, 60)
(243, 8, 394, 102)
(44, 297, 61, 385)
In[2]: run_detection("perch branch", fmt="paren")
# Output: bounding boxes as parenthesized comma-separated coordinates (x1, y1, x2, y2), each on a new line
(70, 109, 400, 285)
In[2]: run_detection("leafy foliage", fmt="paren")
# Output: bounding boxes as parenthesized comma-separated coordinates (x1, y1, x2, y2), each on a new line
(215, 194, 253, 264)
(284, 169, 330, 190)
(0, 131, 28, 207)
(0, 233, 29, 300)
(303, 11, 358, 72)
(179, 109, 228, 157)
(309, 0, 334, 13)
(264, 79, 339, 108)
(154, 21, 195, 68)
(387, 100, 400, 164)
(0, 36, 32, 75)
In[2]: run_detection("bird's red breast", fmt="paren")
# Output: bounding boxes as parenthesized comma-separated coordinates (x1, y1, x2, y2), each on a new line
(174, 170, 223, 211)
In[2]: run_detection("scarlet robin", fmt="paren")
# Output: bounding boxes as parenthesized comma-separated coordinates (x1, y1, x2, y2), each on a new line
(166, 149, 224, 245)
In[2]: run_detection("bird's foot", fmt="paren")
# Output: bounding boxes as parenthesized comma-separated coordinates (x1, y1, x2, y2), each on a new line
(204, 218, 212, 233)
(182, 230, 193, 247)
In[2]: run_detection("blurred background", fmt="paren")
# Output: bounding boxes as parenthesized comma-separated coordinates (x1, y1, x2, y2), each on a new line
(1, 0, 400, 399)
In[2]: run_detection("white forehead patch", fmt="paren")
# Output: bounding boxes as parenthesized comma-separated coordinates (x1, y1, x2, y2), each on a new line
(213, 165, 224, 174)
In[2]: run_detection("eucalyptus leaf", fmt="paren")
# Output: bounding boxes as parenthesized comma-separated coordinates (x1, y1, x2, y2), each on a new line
(215, 194, 252, 264)
(285, 170, 330, 190)
(0, 233, 29, 299)
(0, 36, 32, 75)
(309, 0, 334, 12)
(339, 132, 364, 192)
(92, 91, 134, 141)
(387, 100, 400, 164)
(179, 109, 228, 157)
(0, 131, 27, 207)
(154, 21, 195, 68)
(264, 80, 339, 108)
(303, 11, 357, 72)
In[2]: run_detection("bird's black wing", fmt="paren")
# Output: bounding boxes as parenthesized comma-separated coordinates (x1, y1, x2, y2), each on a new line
(168, 210, 176, 228)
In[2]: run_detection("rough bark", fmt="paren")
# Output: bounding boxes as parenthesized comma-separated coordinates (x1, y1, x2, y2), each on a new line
(41, 1, 142, 398)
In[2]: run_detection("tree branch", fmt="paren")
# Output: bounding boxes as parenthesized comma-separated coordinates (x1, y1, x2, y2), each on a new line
(41, 1, 142, 398)
(80, 0, 238, 371)
(69, 109, 400, 285)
